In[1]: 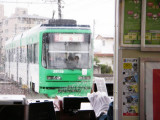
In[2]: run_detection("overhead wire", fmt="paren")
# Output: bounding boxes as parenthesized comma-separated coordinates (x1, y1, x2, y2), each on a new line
(0, 0, 57, 4)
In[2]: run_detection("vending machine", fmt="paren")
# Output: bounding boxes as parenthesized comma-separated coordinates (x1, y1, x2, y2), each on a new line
(115, 0, 160, 120)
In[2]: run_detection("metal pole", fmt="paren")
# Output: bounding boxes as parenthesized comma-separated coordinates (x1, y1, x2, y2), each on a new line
(58, 0, 61, 19)
(114, 0, 119, 120)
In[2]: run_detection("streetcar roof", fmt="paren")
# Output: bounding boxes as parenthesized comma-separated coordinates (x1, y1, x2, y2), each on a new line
(40, 24, 90, 29)
(21, 24, 91, 36)
(5, 23, 91, 48)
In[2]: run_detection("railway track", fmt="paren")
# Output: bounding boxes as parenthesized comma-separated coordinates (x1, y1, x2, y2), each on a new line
(0, 77, 49, 99)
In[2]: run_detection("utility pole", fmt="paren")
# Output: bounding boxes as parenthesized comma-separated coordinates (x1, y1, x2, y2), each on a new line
(92, 19, 96, 39)
(58, 0, 61, 19)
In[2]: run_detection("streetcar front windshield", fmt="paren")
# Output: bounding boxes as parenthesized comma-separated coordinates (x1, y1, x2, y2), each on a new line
(42, 33, 91, 69)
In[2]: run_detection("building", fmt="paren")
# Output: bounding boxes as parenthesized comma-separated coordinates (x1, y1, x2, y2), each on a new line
(1, 7, 49, 41)
(94, 35, 114, 70)
(0, 5, 49, 72)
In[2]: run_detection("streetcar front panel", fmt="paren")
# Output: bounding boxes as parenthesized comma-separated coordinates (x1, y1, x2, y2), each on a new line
(39, 29, 93, 97)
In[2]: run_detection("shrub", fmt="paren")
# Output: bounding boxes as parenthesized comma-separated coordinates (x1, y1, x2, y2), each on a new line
(100, 64, 113, 73)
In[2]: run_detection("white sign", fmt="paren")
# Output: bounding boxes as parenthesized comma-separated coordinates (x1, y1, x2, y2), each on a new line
(53, 70, 64, 73)
(54, 34, 84, 42)
(82, 69, 87, 75)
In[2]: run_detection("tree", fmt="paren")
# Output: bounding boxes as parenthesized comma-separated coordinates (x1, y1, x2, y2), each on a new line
(94, 56, 100, 64)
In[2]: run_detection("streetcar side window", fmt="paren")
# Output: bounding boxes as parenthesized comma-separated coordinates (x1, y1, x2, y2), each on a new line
(28, 45, 33, 63)
(9, 50, 11, 62)
(9, 50, 10, 62)
(18, 47, 21, 62)
(13, 48, 15, 62)
(42, 34, 48, 68)
(5, 50, 6, 62)
(34, 43, 38, 64)
(14, 48, 17, 62)
(32, 44, 34, 63)
(11, 49, 14, 62)
(6, 50, 8, 62)
(27, 44, 38, 64)
(22, 46, 27, 63)
(8, 50, 10, 62)
(16, 48, 18, 62)
(19, 46, 26, 63)
(20, 47, 22, 63)
(10, 49, 12, 62)
(12, 48, 15, 62)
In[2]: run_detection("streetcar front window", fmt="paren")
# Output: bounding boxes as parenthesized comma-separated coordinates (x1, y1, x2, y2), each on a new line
(42, 33, 91, 69)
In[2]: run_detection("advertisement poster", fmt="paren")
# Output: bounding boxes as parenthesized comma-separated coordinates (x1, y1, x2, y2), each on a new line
(123, 0, 141, 45)
(145, 0, 160, 45)
(122, 58, 139, 116)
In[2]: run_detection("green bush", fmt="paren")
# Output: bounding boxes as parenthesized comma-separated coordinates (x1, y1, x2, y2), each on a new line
(100, 64, 113, 73)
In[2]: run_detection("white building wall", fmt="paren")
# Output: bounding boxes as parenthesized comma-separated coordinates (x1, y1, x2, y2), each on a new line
(101, 39, 114, 54)
(94, 40, 102, 53)
(94, 37, 114, 54)
(98, 57, 113, 70)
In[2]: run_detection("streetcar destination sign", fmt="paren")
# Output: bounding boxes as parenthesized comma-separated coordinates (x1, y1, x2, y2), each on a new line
(54, 33, 84, 42)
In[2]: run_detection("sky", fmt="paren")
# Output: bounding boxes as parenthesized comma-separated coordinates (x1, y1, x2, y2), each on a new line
(1, 0, 115, 37)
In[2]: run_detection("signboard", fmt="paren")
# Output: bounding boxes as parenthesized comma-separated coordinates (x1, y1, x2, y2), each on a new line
(54, 34, 84, 42)
(145, 0, 160, 45)
(122, 0, 141, 46)
(122, 0, 160, 50)
(141, 0, 160, 51)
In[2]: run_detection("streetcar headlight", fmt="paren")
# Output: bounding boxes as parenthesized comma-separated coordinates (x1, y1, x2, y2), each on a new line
(47, 76, 53, 80)
(78, 76, 91, 80)
(56, 76, 61, 80)
(78, 76, 83, 80)
(47, 76, 61, 80)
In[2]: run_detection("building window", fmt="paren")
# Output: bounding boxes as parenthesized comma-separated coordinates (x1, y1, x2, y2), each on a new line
(5, 29, 8, 33)
(102, 40, 105, 46)
(20, 19, 25, 23)
(36, 21, 40, 24)
(23, 11, 26, 14)
(5, 20, 8, 25)
(5, 37, 8, 41)
(27, 19, 31, 24)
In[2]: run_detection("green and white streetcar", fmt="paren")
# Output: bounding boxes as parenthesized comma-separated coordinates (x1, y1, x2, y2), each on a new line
(5, 19, 93, 97)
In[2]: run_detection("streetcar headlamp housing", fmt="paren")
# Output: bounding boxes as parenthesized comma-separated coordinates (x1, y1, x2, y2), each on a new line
(78, 76, 91, 80)
(47, 76, 61, 80)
